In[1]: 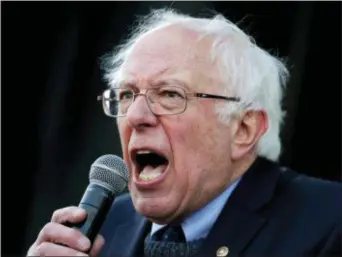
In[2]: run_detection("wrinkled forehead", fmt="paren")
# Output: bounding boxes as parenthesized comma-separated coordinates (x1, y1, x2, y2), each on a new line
(118, 25, 221, 91)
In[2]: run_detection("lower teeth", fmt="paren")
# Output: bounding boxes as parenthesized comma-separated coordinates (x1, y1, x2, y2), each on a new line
(139, 173, 161, 181)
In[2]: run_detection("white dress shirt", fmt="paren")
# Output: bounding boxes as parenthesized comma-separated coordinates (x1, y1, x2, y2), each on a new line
(150, 177, 241, 241)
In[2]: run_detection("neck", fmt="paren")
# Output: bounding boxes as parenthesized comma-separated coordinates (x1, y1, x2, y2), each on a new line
(230, 153, 258, 183)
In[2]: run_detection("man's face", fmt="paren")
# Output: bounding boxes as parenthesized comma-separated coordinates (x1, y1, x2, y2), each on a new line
(116, 26, 236, 224)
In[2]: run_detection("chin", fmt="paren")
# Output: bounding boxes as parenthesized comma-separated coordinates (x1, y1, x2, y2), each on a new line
(133, 196, 179, 223)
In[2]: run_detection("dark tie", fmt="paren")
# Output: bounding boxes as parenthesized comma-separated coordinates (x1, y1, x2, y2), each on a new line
(144, 225, 204, 257)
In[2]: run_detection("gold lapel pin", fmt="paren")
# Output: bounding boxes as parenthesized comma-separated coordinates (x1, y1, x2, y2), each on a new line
(216, 246, 229, 257)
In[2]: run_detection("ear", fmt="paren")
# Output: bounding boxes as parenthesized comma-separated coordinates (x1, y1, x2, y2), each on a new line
(230, 110, 268, 160)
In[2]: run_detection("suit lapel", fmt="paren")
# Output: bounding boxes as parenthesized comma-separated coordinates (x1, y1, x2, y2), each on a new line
(198, 206, 267, 257)
(106, 212, 151, 257)
(198, 158, 281, 257)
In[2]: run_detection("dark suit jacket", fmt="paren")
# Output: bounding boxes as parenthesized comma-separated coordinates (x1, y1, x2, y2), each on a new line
(98, 157, 341, 257)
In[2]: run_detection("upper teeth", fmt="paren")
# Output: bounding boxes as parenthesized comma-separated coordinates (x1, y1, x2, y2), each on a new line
(136, 150, 152, 154)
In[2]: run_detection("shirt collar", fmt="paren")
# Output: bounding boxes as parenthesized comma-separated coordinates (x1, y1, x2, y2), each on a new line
(150, 177, 241, 241)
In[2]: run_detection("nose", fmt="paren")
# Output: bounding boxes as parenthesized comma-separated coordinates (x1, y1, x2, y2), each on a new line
(126, 94, 158, 129)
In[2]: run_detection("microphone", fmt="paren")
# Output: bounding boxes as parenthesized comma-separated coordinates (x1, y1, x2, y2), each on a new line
(69, 154, 129, 246)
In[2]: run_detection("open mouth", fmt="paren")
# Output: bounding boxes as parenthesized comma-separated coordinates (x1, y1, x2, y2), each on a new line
(133, 150, 169, 182)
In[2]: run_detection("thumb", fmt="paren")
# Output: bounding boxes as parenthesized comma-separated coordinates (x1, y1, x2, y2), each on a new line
(89, 234, 105, 257)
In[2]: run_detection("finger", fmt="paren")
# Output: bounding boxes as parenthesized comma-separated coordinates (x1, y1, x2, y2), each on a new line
(51, 206, 87, 224)
(89, 234, 105, 257)
(37, 222, 91, 252)
(27, 242, 39, 256)
(33, 241, 88, 256)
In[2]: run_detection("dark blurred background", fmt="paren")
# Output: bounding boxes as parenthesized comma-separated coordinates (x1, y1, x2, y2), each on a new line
(2, 1, 341, 256)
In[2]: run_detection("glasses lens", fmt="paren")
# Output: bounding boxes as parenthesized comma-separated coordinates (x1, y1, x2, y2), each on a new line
(102, 88, 133, 117)
(101, 87, 187, 117)
(148, 87, 186, 115)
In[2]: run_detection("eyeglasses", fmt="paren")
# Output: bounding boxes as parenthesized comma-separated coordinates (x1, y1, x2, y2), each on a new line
(97, 86, 240, 118)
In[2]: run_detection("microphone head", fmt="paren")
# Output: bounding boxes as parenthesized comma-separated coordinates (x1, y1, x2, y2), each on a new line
(89, 154, 129, 195)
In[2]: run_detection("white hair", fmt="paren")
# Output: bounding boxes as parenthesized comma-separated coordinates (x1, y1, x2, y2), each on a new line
(102, 8, 289, 162)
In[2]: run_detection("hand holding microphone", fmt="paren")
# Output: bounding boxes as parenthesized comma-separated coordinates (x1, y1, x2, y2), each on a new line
(27, 206, 103, 256)
(27, 155, 129, 256)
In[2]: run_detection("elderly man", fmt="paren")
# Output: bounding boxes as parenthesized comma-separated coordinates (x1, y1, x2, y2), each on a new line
(27, 8, 341, 257)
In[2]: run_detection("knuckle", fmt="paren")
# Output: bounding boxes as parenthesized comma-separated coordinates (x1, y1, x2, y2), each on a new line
(51, 208, 64, 222)
(37, 222, 62, 244)
(69, 228, 83, 241)
(51, 206, 78, 223)
(43, 222, 54, 234)
(27, 243, 38, 256)
(35, 241, 48, 255)
(38, 222, 52, 240)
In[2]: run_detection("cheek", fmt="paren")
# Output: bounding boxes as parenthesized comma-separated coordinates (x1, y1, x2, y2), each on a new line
(165, 107, 219, 169)
(117, 120, 131, 163)
(174, 103, 219, 149)
(166, 102, 231, 173)
(118, 122, 135, 191)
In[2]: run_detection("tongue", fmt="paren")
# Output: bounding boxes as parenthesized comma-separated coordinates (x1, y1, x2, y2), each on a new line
(139, 164, 167, 181)
(140, 164, 167, 176)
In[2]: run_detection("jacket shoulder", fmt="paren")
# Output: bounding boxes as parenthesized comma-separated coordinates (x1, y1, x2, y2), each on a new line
(281, 167, 341, 203)
(99, 193, 135, 238)
(277, 166, 341, 225)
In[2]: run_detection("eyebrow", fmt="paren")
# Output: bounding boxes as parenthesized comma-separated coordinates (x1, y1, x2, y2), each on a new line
(151, 79, 191, 91)
(118, 78, 191, 92)
(117, 79, 135, 89)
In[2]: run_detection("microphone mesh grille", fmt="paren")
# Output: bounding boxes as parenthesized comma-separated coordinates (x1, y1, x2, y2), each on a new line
(89, 154, 129, 195)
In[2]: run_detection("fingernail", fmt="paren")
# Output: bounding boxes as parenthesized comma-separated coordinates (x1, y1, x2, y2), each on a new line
(73, 209, 86, 220)
(76, 208, 85, 216)
(78, 237, 90, 250)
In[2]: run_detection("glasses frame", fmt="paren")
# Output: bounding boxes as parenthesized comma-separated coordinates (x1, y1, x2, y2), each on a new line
(97, 87, 241, 118)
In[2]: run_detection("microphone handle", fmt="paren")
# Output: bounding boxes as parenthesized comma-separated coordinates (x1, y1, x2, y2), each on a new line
(64, 184, 115, 249)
